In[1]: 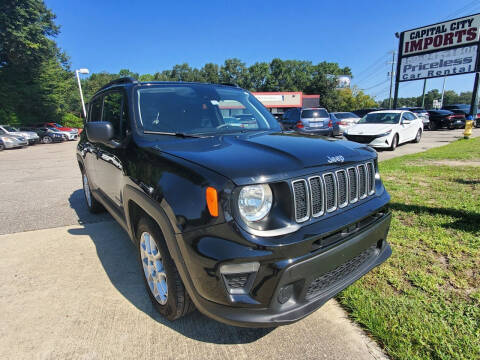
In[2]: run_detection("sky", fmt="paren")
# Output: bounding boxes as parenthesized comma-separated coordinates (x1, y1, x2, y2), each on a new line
(45, 0, 480, 101)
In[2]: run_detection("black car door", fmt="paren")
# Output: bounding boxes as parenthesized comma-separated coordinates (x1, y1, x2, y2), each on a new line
(94, 90, 128, 211)
(82, 96, 103, 189)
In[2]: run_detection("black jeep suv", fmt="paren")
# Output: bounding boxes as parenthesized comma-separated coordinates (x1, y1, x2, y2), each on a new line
(77, 77, 392, 327)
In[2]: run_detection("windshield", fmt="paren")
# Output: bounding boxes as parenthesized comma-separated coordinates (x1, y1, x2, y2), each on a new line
(137, 84, 281, 135)
(358, 113, 400, 124)
(54, 123, 64, 128)
(3, 126, 19, 132)
(301, 109, 328, 118)
(334, 112, 359, 119)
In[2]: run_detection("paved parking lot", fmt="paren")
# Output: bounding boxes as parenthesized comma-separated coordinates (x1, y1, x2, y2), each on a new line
(0, 129, 476, 359)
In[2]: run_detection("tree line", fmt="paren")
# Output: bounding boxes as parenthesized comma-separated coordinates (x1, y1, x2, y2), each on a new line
(7, 0, 473, 128)
(379, 90, 474, 109)
(0, 0, 380, 128)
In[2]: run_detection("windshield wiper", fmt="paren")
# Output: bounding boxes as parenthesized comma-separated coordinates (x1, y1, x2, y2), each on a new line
(143, 130, 209, 138)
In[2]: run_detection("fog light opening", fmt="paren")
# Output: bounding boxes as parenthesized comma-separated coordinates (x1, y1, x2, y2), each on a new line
(278, 284, 294, 304)
(220, 262, 260, 295)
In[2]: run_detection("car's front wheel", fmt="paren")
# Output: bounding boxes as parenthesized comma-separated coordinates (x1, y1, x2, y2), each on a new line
(136, 216, 194, 321)
(42, 136, 53, 144)
(389, 134, 398, 151)
(0, 143, 4, 151)
(82, 171, 104, 213)
(413, 129, 422, 143)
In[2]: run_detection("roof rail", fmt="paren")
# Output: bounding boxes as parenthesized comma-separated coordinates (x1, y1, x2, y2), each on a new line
(99, 77, 138, 91)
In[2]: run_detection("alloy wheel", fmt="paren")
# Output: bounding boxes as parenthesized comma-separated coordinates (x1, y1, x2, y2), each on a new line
(140, 232, 168, 305)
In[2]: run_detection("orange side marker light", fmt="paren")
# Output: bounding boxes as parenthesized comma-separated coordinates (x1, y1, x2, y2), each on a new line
(206, 187, 218, 217)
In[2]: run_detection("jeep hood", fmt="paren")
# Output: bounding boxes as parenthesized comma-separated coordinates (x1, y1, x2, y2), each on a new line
(154, 131, 376, 185)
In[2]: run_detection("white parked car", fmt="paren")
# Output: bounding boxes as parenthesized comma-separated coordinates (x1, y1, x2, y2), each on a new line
(344, 110, 423, 150)
(0, 124, 40, 145)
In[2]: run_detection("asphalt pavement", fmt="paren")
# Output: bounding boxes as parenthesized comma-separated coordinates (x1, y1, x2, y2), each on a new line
(0, 129, 476, 359)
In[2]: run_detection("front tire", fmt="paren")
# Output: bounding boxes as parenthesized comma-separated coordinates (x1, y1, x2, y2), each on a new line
(389, 134, 398, 151)
(413, 129, 422, 143)
(82, 171, 104, 213)
(136, 217, 194, 321)
(42, 136, 53, 144)
(0, 143, 4, 151)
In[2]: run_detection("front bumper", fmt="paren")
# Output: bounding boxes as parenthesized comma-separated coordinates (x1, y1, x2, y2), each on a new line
(67, 133, 79, 140)
(3, 141, 23, 149)
(176, 191, 392, 327)
(28, 138, 39, 145)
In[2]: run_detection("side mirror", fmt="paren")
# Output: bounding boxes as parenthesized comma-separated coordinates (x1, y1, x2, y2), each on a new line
(85, 121, 120, 148)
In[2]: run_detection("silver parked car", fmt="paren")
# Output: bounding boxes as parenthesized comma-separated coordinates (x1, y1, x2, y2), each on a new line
(0, 129, 28, 149)
(282, 107, 333, 136)
(329, 112, 360, 134)
(0, 125, 40, 145)
(398, 108, 430, 130)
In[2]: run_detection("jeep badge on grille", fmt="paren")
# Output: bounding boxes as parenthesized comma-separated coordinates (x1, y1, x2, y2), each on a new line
(327, 155, 345, 163)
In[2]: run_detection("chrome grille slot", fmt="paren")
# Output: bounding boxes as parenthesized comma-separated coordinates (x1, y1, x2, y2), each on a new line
(336, 170, 348, 208)
(357, 164, 367, 199)
(323, 173, 337, 212)
(292, 179, 309, 222)
(347, 167, 358, 203)
(292, 161, 376, 223)
(366, 162, 375, 195)
(309, 176, 324, 217)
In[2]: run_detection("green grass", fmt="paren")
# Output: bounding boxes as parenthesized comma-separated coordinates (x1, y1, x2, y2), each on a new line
(338, 137, 480, 360)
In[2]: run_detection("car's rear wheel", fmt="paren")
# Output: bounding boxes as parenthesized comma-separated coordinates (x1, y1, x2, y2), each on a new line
(42, 136, 53, 144)
(413, 129, 422, 143)
(136, 216, 194, 321)
(82, 171, 104, 213)
(389, 134, 398, 151)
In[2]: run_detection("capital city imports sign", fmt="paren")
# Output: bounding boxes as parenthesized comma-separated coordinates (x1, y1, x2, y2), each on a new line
(397, 14, 480, 82)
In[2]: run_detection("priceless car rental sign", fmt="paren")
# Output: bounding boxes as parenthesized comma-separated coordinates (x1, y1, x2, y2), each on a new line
(398, 14, 480, 82)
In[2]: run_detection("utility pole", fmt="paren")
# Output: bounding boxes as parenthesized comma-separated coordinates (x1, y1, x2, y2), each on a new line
(440, 77, 447, 108)
(421, 78, 427, 108)
(388, 51, 395, 109)
(393, 32, 403, 109)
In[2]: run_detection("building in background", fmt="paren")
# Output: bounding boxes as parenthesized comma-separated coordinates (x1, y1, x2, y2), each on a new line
(252, 92, 320, 119)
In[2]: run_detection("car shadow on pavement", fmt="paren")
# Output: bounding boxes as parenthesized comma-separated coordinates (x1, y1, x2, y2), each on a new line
(390, 202, 480, 234)
(454, 178, 480, 185)
(67, 190, 273, 344)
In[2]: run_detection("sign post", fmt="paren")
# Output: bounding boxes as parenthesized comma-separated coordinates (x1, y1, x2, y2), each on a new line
(393, 13, 480, 109)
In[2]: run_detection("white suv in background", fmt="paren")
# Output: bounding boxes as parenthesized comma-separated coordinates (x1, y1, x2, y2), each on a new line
(344, 110, 423, 151)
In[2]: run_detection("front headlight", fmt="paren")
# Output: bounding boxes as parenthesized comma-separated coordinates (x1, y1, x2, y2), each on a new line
(1, 137, 13, 143)
(377, 129, 392, 137)
(238, 184, 273, 222)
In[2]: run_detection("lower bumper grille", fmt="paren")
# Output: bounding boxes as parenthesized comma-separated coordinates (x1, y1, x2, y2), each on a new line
(305, 245, 377, 299)
(345, 135, 379, 144)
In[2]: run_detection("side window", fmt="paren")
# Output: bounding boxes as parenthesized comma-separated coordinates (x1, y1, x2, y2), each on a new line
(102, 91, 125, 140)
(406, 112, 416, 120)
(89, 97, 103, 122)
(294, 109, 301, 121)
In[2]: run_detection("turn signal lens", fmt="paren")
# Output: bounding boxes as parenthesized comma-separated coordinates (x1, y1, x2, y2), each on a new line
(206, 187, 218, 217)
(296, 121, 304, 129)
